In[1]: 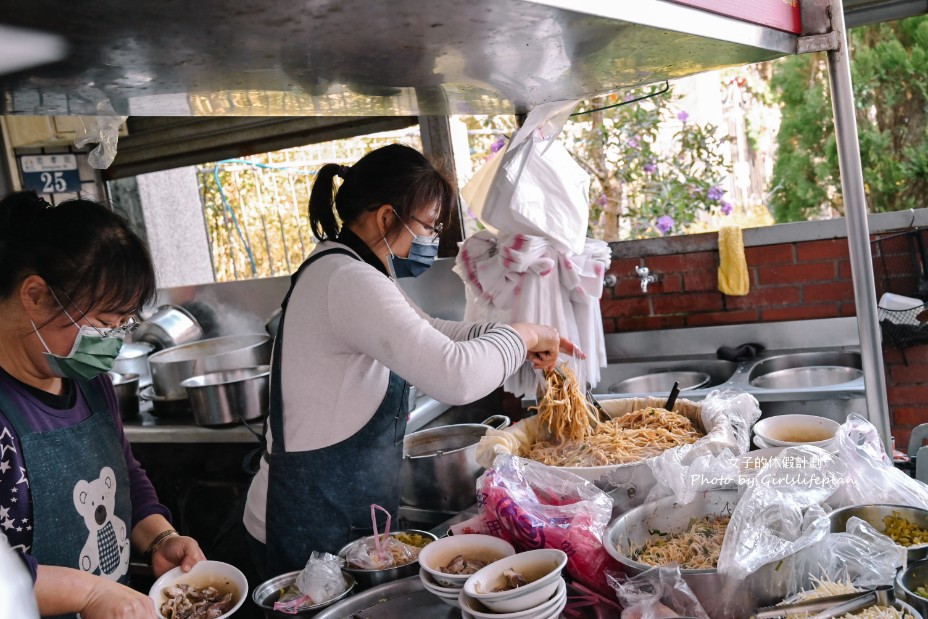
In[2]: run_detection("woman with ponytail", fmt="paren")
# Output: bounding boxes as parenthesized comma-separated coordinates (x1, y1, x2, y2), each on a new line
(0, 191, 204, 618)
(244, 144, 580, 577)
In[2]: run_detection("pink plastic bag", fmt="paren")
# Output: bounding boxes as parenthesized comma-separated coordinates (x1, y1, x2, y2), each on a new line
(476, 454, 619, 593)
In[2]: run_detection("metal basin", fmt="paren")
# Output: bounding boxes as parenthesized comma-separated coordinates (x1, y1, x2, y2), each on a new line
(610, 370, 710, 394)
(748, 351, 861, 382)
(897, 559, 928, 617)
(830, 504, 928, 562)
(252, 569, 356, 618)
(594, 359, 736, 394)
(750, 366, 863, 389)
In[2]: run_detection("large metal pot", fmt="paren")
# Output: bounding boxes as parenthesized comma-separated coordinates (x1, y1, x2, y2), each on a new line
(180, 366, 269, 427)
(109, 372, 139, 420)
(148, 334, 271, 399)
(603, 489, 813, 619)
(113, 341, 155, 387)
(401, 415, 509, 512)
(135, 304, 204, 351)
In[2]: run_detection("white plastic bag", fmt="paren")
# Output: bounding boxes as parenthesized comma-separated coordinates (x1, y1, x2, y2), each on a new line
(828, 413, 928, 510)
(645, 389, 762, 504)
(75, 114, 127, 169)
(476, 100, 590, 255)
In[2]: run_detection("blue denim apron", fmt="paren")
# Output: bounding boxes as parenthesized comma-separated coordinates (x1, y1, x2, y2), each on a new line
(264, 248, 410, 574)
(0, 378, 132, 619)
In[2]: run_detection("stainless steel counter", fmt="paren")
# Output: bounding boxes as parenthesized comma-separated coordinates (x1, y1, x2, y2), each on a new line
(122, 409, 264, 444)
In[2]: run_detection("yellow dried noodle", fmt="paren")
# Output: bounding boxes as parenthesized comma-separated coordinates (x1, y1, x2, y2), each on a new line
(529, 405, 704, 467)
(631, 515, 730, 570)
(531, 365, 598, 444)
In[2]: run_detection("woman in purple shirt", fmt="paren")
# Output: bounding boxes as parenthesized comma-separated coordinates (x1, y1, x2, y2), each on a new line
(0, 192, 204, 618)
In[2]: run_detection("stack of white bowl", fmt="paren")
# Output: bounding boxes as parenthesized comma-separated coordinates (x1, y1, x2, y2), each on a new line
(458, 549, 569, 619)
(418, 535, 516, 609)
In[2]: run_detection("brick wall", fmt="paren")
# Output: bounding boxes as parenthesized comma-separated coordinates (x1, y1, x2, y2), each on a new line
(602, 235, 928, 448)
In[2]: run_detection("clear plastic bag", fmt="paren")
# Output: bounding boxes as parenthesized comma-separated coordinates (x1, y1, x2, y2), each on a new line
(609, 567, 709, 619)
(828, 413, 928, 510)
(645, 389, 762, 504)
(343, 505, 419, 570)
(273, 552, 347, 614)
(476, 454, 617, 593)
(74, 114, 127, 169)
(717, 445, 849, 582)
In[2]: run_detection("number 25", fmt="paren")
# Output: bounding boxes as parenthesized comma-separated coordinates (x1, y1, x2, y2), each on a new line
(41, 171, 67, 193)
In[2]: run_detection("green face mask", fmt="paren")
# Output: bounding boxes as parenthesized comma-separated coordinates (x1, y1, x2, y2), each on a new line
(33, 322, 125, 381)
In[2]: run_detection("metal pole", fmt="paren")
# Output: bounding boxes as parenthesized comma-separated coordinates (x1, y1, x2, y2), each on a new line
(825, 0, 892, 453)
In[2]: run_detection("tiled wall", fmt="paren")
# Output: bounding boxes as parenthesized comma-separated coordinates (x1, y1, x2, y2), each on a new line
(602, 233, 928, 449)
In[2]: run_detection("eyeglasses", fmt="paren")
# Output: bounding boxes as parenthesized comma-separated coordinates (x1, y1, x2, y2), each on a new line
(409, 214, 444, 238)
(93, 318, 140, 339)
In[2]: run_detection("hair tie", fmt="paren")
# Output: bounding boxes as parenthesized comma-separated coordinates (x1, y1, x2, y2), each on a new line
(337, 165, 350, 179)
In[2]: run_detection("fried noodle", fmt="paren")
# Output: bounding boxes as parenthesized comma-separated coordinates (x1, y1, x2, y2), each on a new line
(784, 577, 914, 618)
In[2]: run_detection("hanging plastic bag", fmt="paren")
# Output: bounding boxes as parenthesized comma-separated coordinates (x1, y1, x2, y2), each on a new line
(273, 552, 347, 614)
(460, 148, 505, 234)
(74, 114, 127, 169)
(717, 445, 848, 582)
(608, 567, 709, 619)
(828, 413, 928, 510)
(476, 100, 590, 255)
(645, 389, 762, 504)
(476, 454, 617, 593)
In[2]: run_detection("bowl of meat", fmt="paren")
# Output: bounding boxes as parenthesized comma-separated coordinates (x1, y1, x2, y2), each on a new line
(462, 548, 567, 613)
(418, 534, 516, 588)
(149, 560, 247, 619)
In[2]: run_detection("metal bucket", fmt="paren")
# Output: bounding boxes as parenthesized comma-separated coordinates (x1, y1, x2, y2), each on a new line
(109, 372, 139, 420)
(112, 341, 154, 387)
(181, 366, 270, 427)
(135, 304, 203, 351)
(401, 415, 509, 512)
(148, 334, 271, 399)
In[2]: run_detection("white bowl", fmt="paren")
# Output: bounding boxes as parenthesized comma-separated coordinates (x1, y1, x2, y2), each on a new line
(418, 534, 516, 588)
(462, 548, 567, 613)
(458, 577, 567, 619)
(419, 568, 464, 594)
(753, 414, 840, 448)
(149, 560, 247, 619)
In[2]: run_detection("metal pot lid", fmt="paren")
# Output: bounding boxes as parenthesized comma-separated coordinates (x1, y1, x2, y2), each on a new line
(109, 372, 140, 386)
(117, 341, 155, 359)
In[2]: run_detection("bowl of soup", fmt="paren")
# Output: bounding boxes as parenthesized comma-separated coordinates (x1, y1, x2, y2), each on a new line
(752, 414, 840, 448)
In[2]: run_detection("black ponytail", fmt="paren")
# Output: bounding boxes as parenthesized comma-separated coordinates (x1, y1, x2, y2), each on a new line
(307, 144, 455, 244)
(0, 191, 156, 315)
(308, 163, 342, 242)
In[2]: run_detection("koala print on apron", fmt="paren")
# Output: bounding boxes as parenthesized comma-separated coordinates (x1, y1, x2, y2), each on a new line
(0, 379, 132, 591)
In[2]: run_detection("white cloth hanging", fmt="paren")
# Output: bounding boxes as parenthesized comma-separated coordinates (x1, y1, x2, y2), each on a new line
(454, 231, 611, 397)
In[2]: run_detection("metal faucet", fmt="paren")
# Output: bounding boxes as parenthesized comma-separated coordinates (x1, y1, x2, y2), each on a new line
(635, 265, 660, 293)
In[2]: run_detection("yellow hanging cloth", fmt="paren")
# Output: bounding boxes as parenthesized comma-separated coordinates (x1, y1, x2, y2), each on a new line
(718, 225, 750, 296)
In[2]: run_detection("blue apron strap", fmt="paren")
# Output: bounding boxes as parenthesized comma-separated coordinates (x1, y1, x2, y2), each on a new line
(267, 248, 358, 454)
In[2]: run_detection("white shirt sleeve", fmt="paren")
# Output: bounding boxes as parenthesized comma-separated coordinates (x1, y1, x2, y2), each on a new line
(327, 262, 526, 405)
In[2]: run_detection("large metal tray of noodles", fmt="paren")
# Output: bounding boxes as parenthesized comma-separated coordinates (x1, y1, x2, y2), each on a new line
(314, 575, 621, 618)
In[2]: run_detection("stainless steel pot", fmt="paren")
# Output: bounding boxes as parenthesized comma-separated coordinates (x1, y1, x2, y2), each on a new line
(401, 415, 509, 512)
(135, 304, 204, 351)
(180, 365, 270, 427)
(112, 341, 154, 387)
(147, 334, 271, 399)
(603, 488, 813, 619)
(252, 569, 356, 618)
(109, 372, 139, 420)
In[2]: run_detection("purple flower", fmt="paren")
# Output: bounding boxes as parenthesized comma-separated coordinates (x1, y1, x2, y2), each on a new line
(677, 110, 689, 123)
(628, 136, 640, 149)
(708, 185, 725, 201)
(598, 194, 608, 206)
(643, 161, 657, 174)
(490, 135, 506, 154)
(656, 215, 675, 235)
(721, 201, 734, 216)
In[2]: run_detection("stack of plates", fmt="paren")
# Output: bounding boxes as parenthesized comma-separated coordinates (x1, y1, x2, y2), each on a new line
(458, 577, 567, 619)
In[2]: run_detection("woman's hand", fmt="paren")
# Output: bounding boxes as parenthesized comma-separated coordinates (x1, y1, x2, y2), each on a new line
(151, 534, 206, 577)
(510, 322, 584, 371)
(79, 579, 160, 619)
